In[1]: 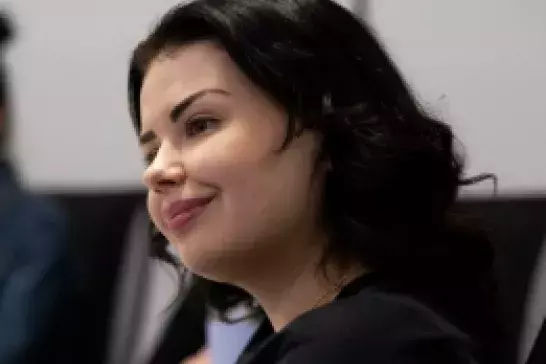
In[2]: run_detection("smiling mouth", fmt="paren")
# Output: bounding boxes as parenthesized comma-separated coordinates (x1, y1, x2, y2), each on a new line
(163, 196, 214, 231)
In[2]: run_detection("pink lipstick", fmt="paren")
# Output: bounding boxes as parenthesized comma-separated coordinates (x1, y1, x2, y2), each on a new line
(162, 196, 214, 231)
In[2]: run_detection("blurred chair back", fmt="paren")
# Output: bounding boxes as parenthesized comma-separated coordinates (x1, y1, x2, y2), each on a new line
(51, 191, 144, 364)
(520, 239, 546, 364)
(106, 204, 151, 364)
(457, 195, 546, 364)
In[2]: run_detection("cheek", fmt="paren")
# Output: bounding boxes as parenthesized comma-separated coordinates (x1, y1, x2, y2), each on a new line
(185, 121, 282, 187)
(203, 134, 320, 236)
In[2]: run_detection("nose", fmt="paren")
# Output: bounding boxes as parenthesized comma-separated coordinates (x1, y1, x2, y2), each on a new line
(143, 147, 186, 194)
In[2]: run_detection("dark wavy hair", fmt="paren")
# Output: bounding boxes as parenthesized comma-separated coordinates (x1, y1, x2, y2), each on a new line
(128, 0, 497, 323)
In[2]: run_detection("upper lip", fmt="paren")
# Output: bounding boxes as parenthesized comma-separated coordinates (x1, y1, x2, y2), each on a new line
(162, 196, 214, 221)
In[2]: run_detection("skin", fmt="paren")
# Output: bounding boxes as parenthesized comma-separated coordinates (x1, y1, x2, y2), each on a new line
(139, 41, 361, 330)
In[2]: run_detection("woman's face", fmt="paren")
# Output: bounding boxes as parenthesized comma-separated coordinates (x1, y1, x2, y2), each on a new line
(139, 42, 325, 281)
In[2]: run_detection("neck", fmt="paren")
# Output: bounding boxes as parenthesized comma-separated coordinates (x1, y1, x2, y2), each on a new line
(235, 234, 364, 332)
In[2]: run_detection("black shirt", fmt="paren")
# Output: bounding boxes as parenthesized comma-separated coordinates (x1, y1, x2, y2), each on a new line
(237, 274, 480, 364)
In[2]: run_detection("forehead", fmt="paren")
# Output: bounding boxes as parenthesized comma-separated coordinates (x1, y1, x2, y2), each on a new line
(140, 41, 242, 125)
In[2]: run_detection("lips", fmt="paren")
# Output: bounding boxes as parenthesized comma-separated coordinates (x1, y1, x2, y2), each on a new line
(162, 196, 214, 231)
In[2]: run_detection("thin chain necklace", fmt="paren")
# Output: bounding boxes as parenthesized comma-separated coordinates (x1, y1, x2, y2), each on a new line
(312, 273, 350, 309)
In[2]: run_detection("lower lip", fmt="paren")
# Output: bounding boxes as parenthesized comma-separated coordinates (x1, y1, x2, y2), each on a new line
(165, 204, 209, 231)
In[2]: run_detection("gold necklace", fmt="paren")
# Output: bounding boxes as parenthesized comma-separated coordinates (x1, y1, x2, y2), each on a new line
(312, 274, 349, 309)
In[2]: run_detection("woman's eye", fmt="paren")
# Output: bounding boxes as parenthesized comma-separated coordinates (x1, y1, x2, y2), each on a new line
(186, 117, 219, 137)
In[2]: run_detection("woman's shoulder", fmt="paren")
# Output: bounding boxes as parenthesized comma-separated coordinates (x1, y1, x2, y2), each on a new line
(263, 290, 477, 363)
(294, 288, 467, 340)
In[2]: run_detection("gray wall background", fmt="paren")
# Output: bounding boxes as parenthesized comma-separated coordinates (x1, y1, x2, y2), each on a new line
(0, 0, 544, 192)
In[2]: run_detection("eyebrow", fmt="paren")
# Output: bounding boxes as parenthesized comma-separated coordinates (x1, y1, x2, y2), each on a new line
(169, 88, 230, 122)
(138, 88, 229, 145)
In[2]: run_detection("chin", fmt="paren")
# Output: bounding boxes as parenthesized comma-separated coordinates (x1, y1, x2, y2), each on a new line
(171, 239, 227, 279)
(182, 260, 235, 284)
(173, 241, 250, 284)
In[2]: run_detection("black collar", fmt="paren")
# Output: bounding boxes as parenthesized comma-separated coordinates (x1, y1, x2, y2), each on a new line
(336, 272, 380, 300)
(237, 272, 381, 364)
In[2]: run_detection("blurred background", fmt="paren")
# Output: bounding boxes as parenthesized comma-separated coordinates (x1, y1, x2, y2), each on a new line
(0, 0, 545, 363)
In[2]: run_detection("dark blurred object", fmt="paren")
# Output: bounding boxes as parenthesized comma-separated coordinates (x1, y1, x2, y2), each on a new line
(51, 191, 144, 364)
(455, 196, 546, 364)
(0, 13, 10, 41)
(0, 11, 13, 152)
(1, 12, 80, 364)
(0, 10, 13, 97)
(0, 163, 79, 364)
(526, 319, 545, 364)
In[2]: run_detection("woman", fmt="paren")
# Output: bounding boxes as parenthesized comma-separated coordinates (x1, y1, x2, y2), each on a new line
(128, 0, 501, 363)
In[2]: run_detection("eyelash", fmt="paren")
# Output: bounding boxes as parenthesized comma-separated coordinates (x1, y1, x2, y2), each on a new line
(185, 116, 220, 137)
(144, 116, 220, 165)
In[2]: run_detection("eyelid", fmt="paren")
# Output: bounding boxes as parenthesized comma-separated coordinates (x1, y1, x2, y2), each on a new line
(188, 115, 221, 124)
(180, 101, 226, 122)
(186, 114, 221, 130)
(184, 110, 221, 122)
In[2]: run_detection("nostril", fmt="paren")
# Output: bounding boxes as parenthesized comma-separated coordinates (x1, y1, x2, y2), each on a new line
(145, 163, 186, 192)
